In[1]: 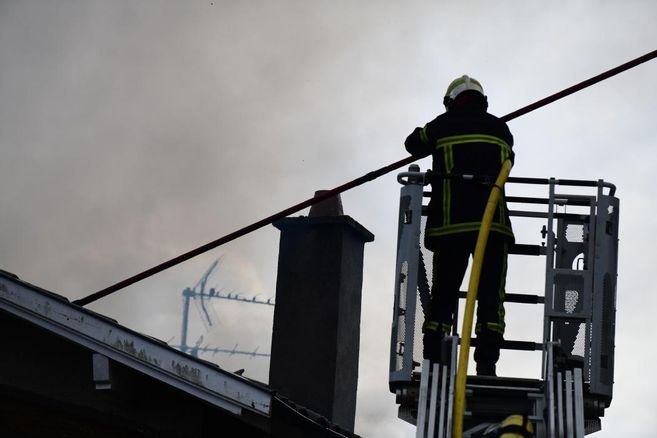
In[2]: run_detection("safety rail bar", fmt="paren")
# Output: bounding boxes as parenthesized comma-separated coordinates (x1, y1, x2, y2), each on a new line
(398, 171, 616, 197)
(457, 291, 544, 305)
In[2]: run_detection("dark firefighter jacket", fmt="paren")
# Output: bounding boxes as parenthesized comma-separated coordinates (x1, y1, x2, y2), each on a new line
(405, 105, 515, 249)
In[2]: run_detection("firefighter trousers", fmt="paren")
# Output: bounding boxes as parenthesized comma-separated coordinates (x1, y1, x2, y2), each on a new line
(426, 232, 510, 366)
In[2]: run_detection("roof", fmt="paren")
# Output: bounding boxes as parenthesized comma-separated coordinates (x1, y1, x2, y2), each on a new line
(0, 269, 271, 428)
(0, 269, 362, 438)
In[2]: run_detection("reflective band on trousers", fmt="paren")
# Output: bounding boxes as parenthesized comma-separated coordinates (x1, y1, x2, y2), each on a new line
(423, 320, 451, 334)
(476, 322, 505, 335)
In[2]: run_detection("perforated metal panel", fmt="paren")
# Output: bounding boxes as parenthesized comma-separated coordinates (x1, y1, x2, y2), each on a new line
(389, 171, 425, 387)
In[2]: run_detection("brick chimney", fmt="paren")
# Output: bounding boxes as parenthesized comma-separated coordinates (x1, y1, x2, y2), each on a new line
(269, 192, 374, 432)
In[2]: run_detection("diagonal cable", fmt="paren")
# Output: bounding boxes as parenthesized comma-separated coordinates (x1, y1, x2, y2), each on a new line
(74, 48, 657, 307)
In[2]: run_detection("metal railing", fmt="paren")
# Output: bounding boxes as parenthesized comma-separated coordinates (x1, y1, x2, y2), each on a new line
(389, 165, 619, 436)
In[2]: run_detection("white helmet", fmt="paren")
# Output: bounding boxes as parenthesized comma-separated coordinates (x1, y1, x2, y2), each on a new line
(443, 75, 485, 109)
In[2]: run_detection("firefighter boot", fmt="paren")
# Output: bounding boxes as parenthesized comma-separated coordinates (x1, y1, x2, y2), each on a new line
(474, 329, 503, 376)
(422, 329, 445, 363)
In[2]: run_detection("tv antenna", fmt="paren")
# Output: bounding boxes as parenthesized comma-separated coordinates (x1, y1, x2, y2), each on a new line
(174, 258, 275, 358)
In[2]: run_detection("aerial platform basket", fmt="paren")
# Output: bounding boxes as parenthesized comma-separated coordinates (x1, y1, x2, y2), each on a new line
(389, 165, 619, 437)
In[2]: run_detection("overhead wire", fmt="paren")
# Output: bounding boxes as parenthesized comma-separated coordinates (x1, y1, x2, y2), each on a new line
(74, 48, 657, 307)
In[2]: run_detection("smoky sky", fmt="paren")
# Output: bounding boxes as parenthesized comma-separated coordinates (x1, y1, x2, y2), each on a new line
(2, 1, 657, 436)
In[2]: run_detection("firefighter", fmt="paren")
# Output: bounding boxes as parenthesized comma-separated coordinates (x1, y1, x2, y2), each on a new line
(405, 75, 514, 376)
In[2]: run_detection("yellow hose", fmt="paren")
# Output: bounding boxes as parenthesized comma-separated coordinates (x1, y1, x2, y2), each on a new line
(452, 159, 513, 438)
